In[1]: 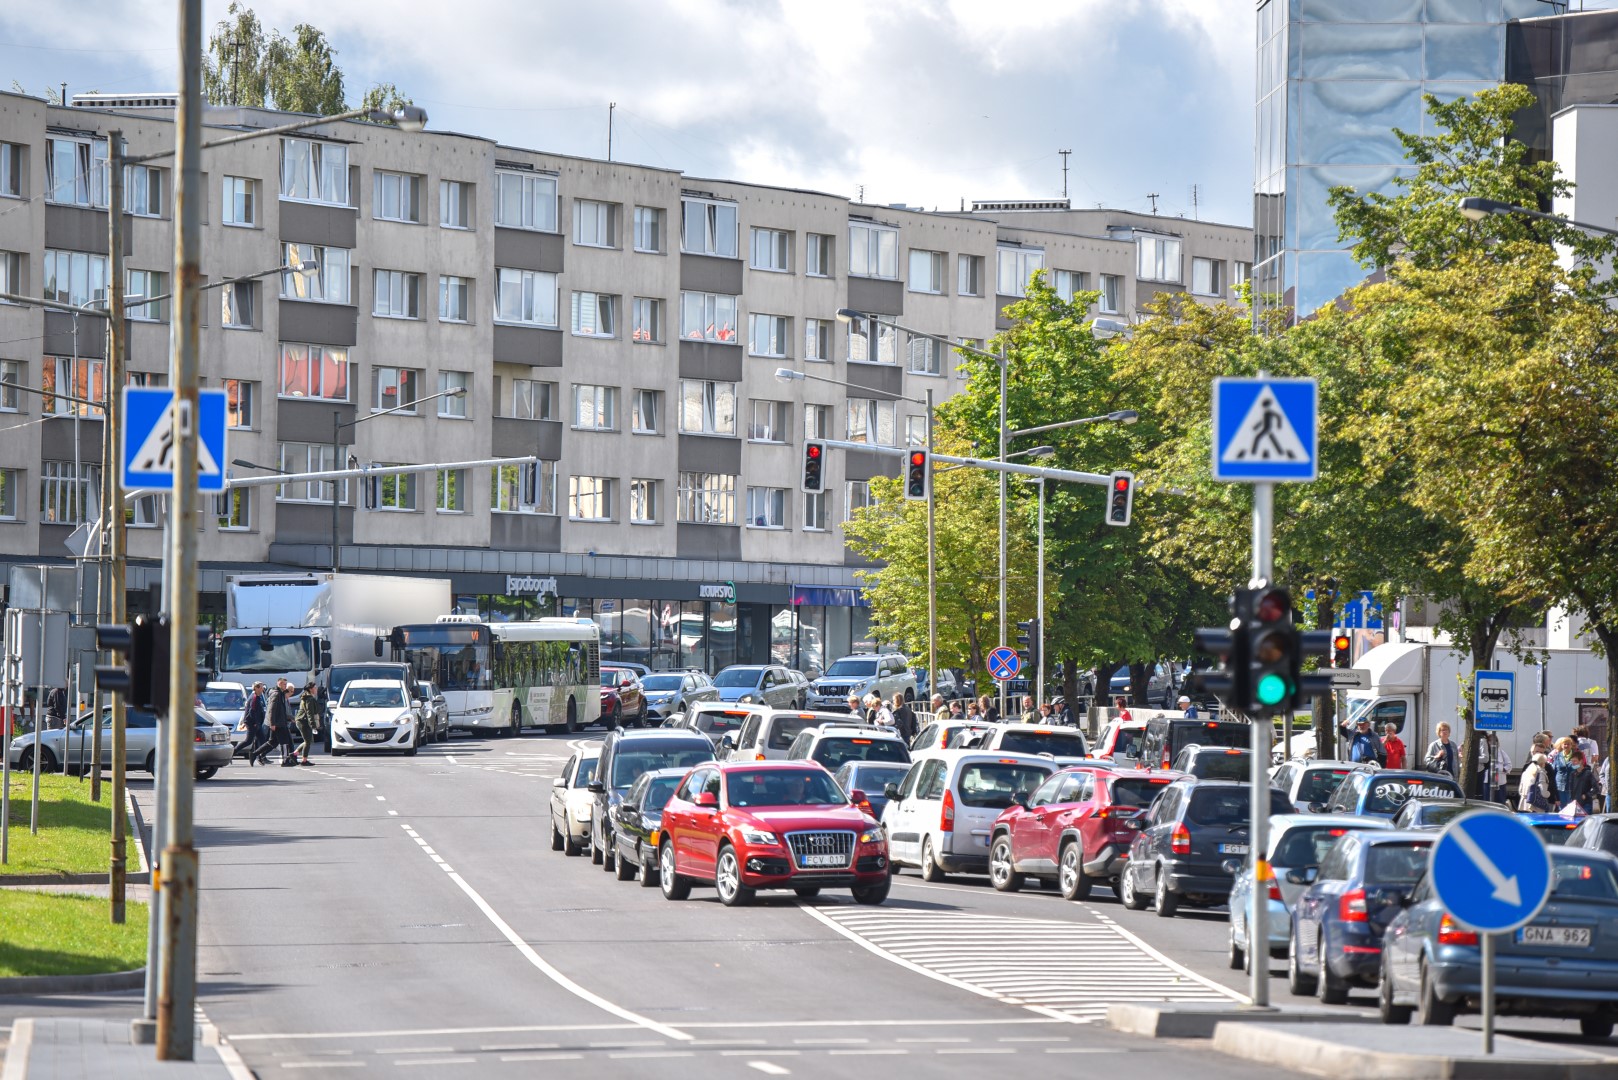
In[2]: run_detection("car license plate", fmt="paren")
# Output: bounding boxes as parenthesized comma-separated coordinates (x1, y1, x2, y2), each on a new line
(358, 732, 387, 742)
(1519, 925, 1591, 948)
(210, 733, 227, 743)
(802, 854, 842, 867)
(1220, 843, 1250, 855)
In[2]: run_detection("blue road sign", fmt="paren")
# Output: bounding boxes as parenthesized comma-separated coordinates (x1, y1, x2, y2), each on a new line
(122, 387, 228, 492)
(1430, 811, 1552, 934)
(987, 646, 1022, 683)
(1474, 670, 1515, 732)
(1212, 377, 1318, 483)
(1339, 590, 1384, 631)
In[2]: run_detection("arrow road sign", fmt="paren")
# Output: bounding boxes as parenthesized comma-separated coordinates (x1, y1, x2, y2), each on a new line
(987, 646, 1022, 683)
(1474, 670, 1515, 732)
(1212, 377, 1318, 483)
(1328, 669, 1369, 689)
(1430, 811, 1553, 934)
(122, 386, 228, 492)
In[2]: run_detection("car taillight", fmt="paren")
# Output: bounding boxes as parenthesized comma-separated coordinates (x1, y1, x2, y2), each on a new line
(1438, 915, 1478, 946)
(941, 788, 956, 832)
(1339, 888, 1368, 923)
(1171, 823, 1191, 854)
(194, 731, 204, 743)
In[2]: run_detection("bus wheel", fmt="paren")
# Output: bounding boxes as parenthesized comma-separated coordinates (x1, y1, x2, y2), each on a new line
(509, 702, 522, 738)
(565, 697, 579, 734)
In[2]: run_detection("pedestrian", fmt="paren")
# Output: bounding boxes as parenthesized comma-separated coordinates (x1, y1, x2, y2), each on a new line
(1519, 748, 1554, 812)
(241, 681, 268, 766)
(1424, 721, 1459, 779)
(1018, 694, 1038, 724)
(891, 692, 917, 744)
(1037, 702, 1053, 724)
(1562, 748, 1597, 816)
(1574, 725, 1601, 771)
(293, 680, 320, 766)
(1382, 723, 1407, 770)
(1478, 732, 1512, 803)
(1549, 736, 1579, 807)
(846, 693, 863, 719)
(1343, 716, 1383, 765)
(928, 693, 945, 718)
(868, 693, 894, 731)
(44, 685, 67, 730)
(1052, 697, 1073, 726)
(262, 678, 294, 767)
(979, 695, 1000, 723)
(965, 701, 982, 720)
(1178, 694, 1198, 719)
(948, 699, 965, 719)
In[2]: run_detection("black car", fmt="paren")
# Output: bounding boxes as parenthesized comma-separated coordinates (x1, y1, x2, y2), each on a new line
(1170, 744, 1255, 781)
(832, 761, 911, 820)
(1566, 813, 1618, 857)
(609, 767, 688, 887)
(1119, 779, 1293, 917)
(1139, 717, 1250, 771)
(588, 728, 715, 874)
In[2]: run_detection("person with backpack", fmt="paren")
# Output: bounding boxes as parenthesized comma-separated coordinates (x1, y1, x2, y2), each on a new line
(241, 681, 268, 766)
(45, 686, 67, 730)
(1519, 749, 1554, 813)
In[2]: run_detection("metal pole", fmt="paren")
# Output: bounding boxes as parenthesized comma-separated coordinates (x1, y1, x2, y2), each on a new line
(925, 389, 936, 704)
(997, 351, 1007, 719)
(32, 568, 45, 832)
(105, 130, 129, 923)
(142, 734, 164, 1021)
(1249, 481, 1274, 1008)
(1036, 477, 1045, 711)
(1482, 932, 1495, 1053)
(157, 0, 202, 1056)
(331, 410, 341, 574)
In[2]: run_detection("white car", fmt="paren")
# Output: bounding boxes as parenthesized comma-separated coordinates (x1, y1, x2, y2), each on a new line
(198, 682, 249, 752)
(882, 750, 1059, 880)
(329, 680, 419, 756)
(549, 748, 600, 856)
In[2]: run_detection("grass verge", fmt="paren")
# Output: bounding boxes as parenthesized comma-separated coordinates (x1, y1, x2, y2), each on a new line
(1, 772, 135, 878)
(0, 889, 148, 977)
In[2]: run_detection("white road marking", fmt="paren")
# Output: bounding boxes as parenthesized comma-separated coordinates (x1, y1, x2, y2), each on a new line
(280, 1063, 364, 1070)
(232, 1024, 641, 1042)
(387, 810, 398, 816)
(829, 1049, 908, 1056)
(445, 755, 459, 766)
(394, 1058, 474, 1067)
(747, 1063, 791, 1076)
(375, 796, 385, 802)
(365, 784, 374, 789)
(231, 1017, 1064, 1042)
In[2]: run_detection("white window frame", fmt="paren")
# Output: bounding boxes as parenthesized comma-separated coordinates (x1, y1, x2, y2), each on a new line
(494, 169, 558, 232)
(996, 246, 1045, 297)
(0, 250, 23, 301)
(574, 199, 617, 248)
(45, 136, 108, 208)
(0, 143, 22, 199)
(42, 249, 108, 309)
(631, 389, 660, 434)
(677, 472, 737, 525)
(570, 291, 617, 338)
(571, 384, 618, 431)
(438, 275, 469, 323)
(958, 253, 984, 296)
(803, 403, 831, 441)
(678, 380, 736, 437)
(439, 179, 470, 229)
(748, 399, 789, 444)
(849, 222, 898, 279)
(373, 170, 422, 223)
(680, 291, 738, 344)
(905, 414, 928, 447)
(1100, 274, 1122, 314)
(220, 279, 254, 329)
(0, 360, 20, 412)
(633, 205, 664, 253)
(748, 313, 789, 358)
(750, 227, 791, 272)
(847, 316, 897, 365)
(279, 137, 348, 206)
(436, 468, 467, 513)
(122, 164, 162, 217)
(906, 333, 943, 376)
(491, 460, 557, 515)
(222, 175, 256, 227)
(512, 378, 555, 421)
(43, 356, 105, 417)
(631, 297, 662, 344)
(282, 243, 351, 304)
(438, 371, 469, 418)
(372, 366, 422, 413)
(568, 475, 616, 522)
(681, 197, 738, 258)
(908, 249, 945, 294)
(277, 442, 346, 504)
(126, 268, 168, 322)
(845, 399, 896, 446)
(215, 486, 251, 531)
(1137, 234, 1183, 284)
(494, 267, 558, 327)
(805, 233, 834, 277)
(40, 461, 98, 524)
(373, 269, 420, 319)
(374, 469, 419, 513)
(802, 490, 827, 532)
(629, 478, 660, 524)
(224, 379, 255, 430)
(1191, 256, 1222, 297)
(844, 480, 872, 521)
(1053, 269, 1089, 303)
(745, 486, 787, 530)
(804, 318, 832, 363)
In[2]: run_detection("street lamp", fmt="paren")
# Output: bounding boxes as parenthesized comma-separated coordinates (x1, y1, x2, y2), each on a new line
(1091, 317, 1132, 340)
(1457, 195, 1618, 237)
(1009, 410, 1139, 440)
(331, 386, 468, 574)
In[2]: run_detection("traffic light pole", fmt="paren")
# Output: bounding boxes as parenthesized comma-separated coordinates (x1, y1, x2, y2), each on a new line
(1035, 477, 1045, 710)
(1249, 481, 1274, 1009)
(105, 130, 130, 924)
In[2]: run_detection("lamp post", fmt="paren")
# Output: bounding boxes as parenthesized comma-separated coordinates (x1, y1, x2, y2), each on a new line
(331, 386, 468, 574)
(1457, 196, 1618, 237)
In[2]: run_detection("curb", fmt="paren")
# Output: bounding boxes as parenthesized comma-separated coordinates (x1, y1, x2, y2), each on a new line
(0, 789, 151, 888)
(0, 1018, 31, 1080)
(1211, 1021, 1618, 1080)
(1108, 1001, 1378, 1039)
(0, 966, 146, 996)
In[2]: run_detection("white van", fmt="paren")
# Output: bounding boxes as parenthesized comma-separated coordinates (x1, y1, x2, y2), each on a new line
(729, 708, 852, 761)
(956, 723, 1090, 760)
(881, 751, 1059, 880)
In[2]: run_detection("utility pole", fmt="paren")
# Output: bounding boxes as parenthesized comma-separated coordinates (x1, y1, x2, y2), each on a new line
(105, 130, 129, 923)
(607, 102, 615, 162)
(925, 388, 936, 705)
(1147, 192, 1159, 215)
(1058, 149, 1071, 200)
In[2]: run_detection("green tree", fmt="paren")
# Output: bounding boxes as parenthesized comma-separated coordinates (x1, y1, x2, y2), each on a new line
(203, 6, 354, 115)
(360, 82, 413, 118)
(203, 2, 269, 107)
(266, 24, 347, 115)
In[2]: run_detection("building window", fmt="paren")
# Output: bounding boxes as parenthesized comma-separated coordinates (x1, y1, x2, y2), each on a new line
(215, 487, 250, 531)
(570, 291, 617, 337)
(1100, 274, 1121, 314)
(906, 414, 928, 447)
(438, 371, 469, 417)
(494, 169, 557, 232)
(126, 268, 168, 321)
(0, 250, 23, 299)
(221, 280, 255, 328)
(127, 371, 166, 388)
(804, 403, 830, 441)
(492, 460, 556, 514)
(677, 472, 736, 524)
(439, 180, 470, 229)
(126, 493, 162, 528)
(373, 270, 420, 319)
(279, 137, 348, 205)
(222, 175, 255, 226)
(906, 334, 943, 376)
(806, 233, 834, 277)
(1137, 234, 1183, 283)
(746, 486, 786, 529)
(633, 206, 664, 253)
(42, 249, 108, 308)
(512, 378, 555, 420)
(629, 478, 659, 524)
(374, 470, 418, 512)
(681, 197, 738, 258)
(749, 400, 789, 443)
(680, 291, 738, 343)
(224, 379, 255, 429)
(282, 243, 351, 303)
(279, 343, 350, 401)
(804, 318, 832, 363)
(373, 366, 421, 412)
(631, 297, 662, 343)
(0, 143, 22, 198)
(572, 384, 618, 431)
(574, 199, 617, 247)
(0, 468, 15, 520)
(436, 468, 466, 513)
(679, 380, 736, 436)
(845, 480, 872, 521)
(631, 389, 660, 434)
(40, 461, 98, 523)
(0, 360, 19, 411)
(958, 254, 984, 297)
(749, 313, 789, 358)
(1233, 261, 1252, 288)
(46, 136, 108, 208)
(849, 222, 898, 279)
(43, 357, 105, 417)
(802, 491, 826, 531)
(908, 249, 946, 294)
(277, 442, 346, 504)
(123, 164, 163, 217)
(996, 246, 1045, 297)
(751, 227, 791, 272)
(373, 170, 421, 223)
(847, 315, 897, 364)
(846, 399, 896, 446)
(569, 475, 615, 521)
(1053, 269, 1090, 303)
(1191, 257, 1222, 297)
(439, 275, 469, 322)
(494, 267, 558, 327)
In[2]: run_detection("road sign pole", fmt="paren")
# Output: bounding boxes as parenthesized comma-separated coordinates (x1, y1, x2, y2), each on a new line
(1249, 480, 1274, 1009)
(1482, 931, 1495, 1054)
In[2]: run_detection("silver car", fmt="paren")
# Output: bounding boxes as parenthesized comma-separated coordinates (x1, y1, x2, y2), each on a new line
(416, 681, 450, 743)
(198, 682, 250, 752)
(7, 706, 233, 780)
(639, 670, 720, 722)
(712, 664, 801, 709)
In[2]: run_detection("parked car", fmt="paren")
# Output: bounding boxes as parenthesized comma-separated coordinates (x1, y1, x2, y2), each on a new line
(416, 681, 450, 743)
(783, 669, 812, 707)
(1320, 769, 1463, 819)
(882, 751, 1059, 880)
(639, 670, 719, 722)
(1109, 662, 1177, 708)
(832, 761, 911, 822)
(957, 723, 1088, 760)
(990, 766, 1181, 901)
(1119, 778, 1294, 917)
(329, 680, 420, 756)
(667, 702, 763, 753)
(712, 664, 802, 709)
(198, 682, 249, 753)
(1271, 760, 1371, 814)
(729, 708, 851, 762)
(1388, 797, 1508, 831)
(1520, 813, 1581, 845)
(1093, 717, 1148, 764)
(786, 724, 911, 771)
(657, 760, 891, 906)
(600, 665, 647, 728)
(608, 767, 688, 886)
(911, 668, 963, 702)
(1227, 814, 1393, 974)
(588, 728, 716, 872)
(807, 653, 916, 712)
(1287, 830, 1434, 1003)
(1171, 744, 1254, 781)
(8, 705, 231, 780)
(1379, 847, 1618, 1034)
(1564, 813, 1618, 857)
(1139, 717, 1250, 771)
(548, 748, 599, 856)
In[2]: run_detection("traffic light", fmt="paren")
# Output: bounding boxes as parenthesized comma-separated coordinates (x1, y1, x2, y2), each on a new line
(145, 617, 214, 717)
(1296, 628, 1337, 705)
(1105, 471, 1134, 527)
(95, 616, 155, 708)
(802, 441, 825, 494)
(1016, 618, 1040, 671)
(905, 449, 928, 501)
(1246, 582, 1296, 717)
(1332, 632, 1351, 668)
(1190, 588, 1253, 710)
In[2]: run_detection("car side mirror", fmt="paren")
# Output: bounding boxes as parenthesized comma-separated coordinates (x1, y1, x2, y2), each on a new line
(1011, 791, 1029, 809)
(884, 783, 901, 801)
(1286, 866, 1319, 886)
(720, 733, 736, 748)
(586, 780, 605, 794)
(694, 791, 719, 809)
(1308, 801, 1326, 814)
(552, 777, 566, 788)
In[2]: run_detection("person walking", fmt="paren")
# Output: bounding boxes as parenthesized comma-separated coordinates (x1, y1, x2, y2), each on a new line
(979, 695, 1000, 723)
(1562, 748, 1597, 816)
(44, 685, 67, 730)
(1178, 694, 1198, 719)
(1478, 732, 1512, 803)
(1382, 724, 1407, 770)
(241, 681, 268, 767)
(293, 680, 320, 766)
(891, 693, 917, 745)
(845, 693, 863, 720)
(1519, 748, 1554, 812)
(1424, 721, 1459, 780)
(1018, 695, 1038, 724)
(1113, 696, 1133, 725)
(261, 678, 293, 767)
(947, 699, 965, 719)
(868, 693, 894, 731)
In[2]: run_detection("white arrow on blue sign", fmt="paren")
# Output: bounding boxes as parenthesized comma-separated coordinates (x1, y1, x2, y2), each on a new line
(1212, 377, 1318, 483)
(987, 646, 1022, 683)
(121, 386, 228, 492)
(1430, 811, 1553, 934)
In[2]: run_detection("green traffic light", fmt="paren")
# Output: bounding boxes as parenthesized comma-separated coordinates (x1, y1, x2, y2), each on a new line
(1256, 672, 1289, 707)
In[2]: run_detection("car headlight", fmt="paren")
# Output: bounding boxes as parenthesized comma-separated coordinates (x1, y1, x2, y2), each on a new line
(738, 694, 756, 704)
(395, 712, 414, 725)
(859, 829, 883, 844)
(740, 829, 778, 845)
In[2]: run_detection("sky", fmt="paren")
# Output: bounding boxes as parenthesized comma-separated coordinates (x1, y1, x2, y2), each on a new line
(1, 0, 1257, 226)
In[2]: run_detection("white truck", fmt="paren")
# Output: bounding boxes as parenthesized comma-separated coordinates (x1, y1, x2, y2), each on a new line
(215, 573, 452, 697)
(1344, 641, 1609, 773)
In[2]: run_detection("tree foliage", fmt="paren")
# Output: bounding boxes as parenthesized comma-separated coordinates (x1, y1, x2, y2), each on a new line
(203, 4, 372, 116)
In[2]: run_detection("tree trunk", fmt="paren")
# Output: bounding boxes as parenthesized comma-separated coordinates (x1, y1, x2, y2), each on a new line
(1312, 586, 1337, 762)
(1060, 657, 1079, 713)
(1597, 622, 1618, 815)
(1095, 663, 1122, 708)
(1129, 661, 1149, 708)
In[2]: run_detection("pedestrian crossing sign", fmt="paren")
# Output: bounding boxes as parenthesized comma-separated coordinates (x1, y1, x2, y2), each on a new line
(121, 386, 228, 492)
(1211, 377, 1317, 483)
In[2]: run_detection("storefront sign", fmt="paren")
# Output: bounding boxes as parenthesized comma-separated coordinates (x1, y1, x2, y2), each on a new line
(698, 582, 736, 604)
(506, 575, 558, 597)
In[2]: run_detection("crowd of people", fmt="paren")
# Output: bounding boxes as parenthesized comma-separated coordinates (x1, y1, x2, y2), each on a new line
(237, 678, 320, 768)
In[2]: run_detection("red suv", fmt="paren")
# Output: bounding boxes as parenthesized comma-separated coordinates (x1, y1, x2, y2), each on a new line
(657, 761, 890, 907)
(989, 766, 1181, 901)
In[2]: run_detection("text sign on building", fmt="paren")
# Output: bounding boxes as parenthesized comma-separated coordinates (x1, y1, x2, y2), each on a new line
(506, 575, 557, 597)
(699, 582, 736, 604)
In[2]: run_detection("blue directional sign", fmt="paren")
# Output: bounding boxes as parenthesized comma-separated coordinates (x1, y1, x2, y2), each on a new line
(122, 387, 227, 492)
(987, 646, 1022, 683)
(1431, 811, 1552, 934)
(1212, 377, 1318, 483)
(1474, 670, 1515, 732)
(1339, 590, 1384, 631)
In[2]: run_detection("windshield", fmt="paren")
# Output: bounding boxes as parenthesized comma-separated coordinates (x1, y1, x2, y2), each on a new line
(341, 686, 406, 708)
(696, 711, 748, 733)
(996, 730, 1086, 756)
(1186, 750, 1250, 780)
(611, 744, 714, 789)
(1364, 776, 1462, 815)
(641, 676, 683, 691)
(1412, 801, 1502, 828)
(1176, 722, 1248, 751)
(1272, 825, 1356, 867)
(713, 668, 764, 688)
(1365, 841, 1433, 884)
(197, 688, 244, 711)
(1535, 821, 1578, 846)
(573, 758, 597, 785)
(811, 737, 909, 771)
(958, 763, 1051, 809)
(1298, 768, 1356, 804)
(824, 660, 877, 678)
(330, 666, 406, 696)
(1551, 856, 1618, 901)
(642, 775, 682, 813)
(1109, 728, 1142, 757)
(221, 635, 314, 674)
(846, 764, 909, 791)
(726, 768, 847, 808)
(1109, 777, 1173, 808)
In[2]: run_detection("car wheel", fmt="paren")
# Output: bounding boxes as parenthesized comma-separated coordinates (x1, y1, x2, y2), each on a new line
(715, 846, 754, 907)
(143, 751, 156, 774)
(989, 836, 1023, 893)
(601, 829, 617, 873)
(1288, 927, 1318, 997)
(510, 702, 522, 738)
(794, 887, 821, 899)
(563, 828, 583, 857)
(590, 830, 605, 865)
(1579, 1016, 1614, 1041)
(1379, 954, 1412, 1025)
(1153, 865, 1179, 918)
(659, 842, 690, 901)
(196, 767, 219, 781)
(614, 838, 635, 881)
(920, 838, 946, 883)
(851, 878, 890, 905)
(1058, 841, 1092, 902)
(637, 844, 659, 889)
(1120, 864, 1150, 910)
(1417, 961, 1456, 1026)
(1316, 936, 1349, 1005)
(550, 821, 564, 852)
(1228, 924, 1246, 971)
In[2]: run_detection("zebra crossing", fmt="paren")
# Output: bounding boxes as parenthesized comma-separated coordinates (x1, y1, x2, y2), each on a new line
(806, 902, 1243, 1023)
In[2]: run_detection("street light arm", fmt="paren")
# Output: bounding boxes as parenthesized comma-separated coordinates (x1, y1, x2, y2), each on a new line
(776, 366, 924, 406)
(836, 307, 1004, 365)
(1457, 196, 1618, 238)
(139, 260, 318, 310)
(1009, 410, 1140, 438)
(339, 385, 469, 433)
(0, 291, 111, 317)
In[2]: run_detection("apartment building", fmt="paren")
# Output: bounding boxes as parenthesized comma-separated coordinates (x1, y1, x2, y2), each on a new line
(0, 90, 1251, 675)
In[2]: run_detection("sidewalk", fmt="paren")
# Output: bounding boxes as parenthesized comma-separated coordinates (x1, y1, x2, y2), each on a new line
(1, 1019, 241, 1080)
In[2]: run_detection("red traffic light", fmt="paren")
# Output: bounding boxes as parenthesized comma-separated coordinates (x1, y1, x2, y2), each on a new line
(1113, 477, 1129, 491)
(1255, 588, 1290, 623)
(807, 445, 822, 459)
(910, 451, 925, 466)
(1333, 634, 1350, 652)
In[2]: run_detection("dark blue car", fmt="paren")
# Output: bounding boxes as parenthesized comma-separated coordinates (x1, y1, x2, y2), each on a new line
(1287, 830, 1434, 1004)
(1320, 770, 1462, 819)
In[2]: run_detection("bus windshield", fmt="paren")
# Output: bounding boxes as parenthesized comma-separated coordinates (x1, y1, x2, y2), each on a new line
(394, 624, 492, 691)
(221, 635, 314, 674)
